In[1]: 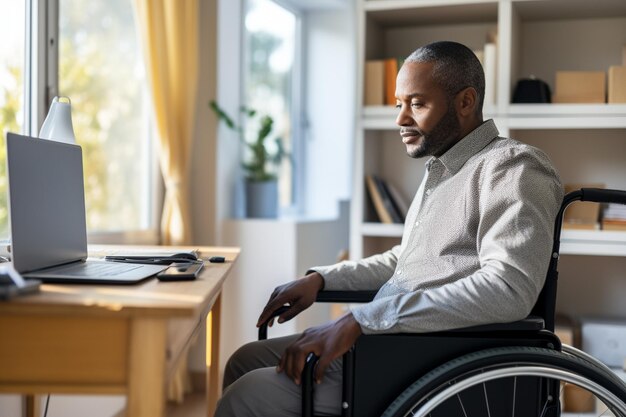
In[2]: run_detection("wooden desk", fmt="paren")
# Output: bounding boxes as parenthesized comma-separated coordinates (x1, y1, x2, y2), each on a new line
(0, 245, 239, 417)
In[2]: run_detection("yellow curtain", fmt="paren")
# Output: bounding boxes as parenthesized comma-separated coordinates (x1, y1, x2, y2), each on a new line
(133, 0, 199, 245)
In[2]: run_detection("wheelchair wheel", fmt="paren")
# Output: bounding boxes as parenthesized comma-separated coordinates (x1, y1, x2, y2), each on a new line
(382, 346, 626, 417)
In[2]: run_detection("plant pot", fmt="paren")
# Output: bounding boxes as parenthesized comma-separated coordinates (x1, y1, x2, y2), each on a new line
(245, 180, 278, 218)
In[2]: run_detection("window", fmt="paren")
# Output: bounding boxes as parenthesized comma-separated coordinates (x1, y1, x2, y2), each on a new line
(0, 0, 26, 238)
(0, 0, 156, 240)
(243, 0, 299, 210)
(58, 0, 154, 232)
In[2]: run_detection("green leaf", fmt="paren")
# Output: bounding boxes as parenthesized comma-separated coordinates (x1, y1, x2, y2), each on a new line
(209, 100, 238, 130)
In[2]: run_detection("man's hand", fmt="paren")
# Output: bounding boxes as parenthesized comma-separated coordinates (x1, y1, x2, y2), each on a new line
(256, 272, 324, 328)
(277, 313, 362, 385)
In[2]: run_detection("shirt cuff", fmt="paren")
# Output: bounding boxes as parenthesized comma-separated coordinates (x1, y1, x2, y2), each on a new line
(350, 299, 398, 334)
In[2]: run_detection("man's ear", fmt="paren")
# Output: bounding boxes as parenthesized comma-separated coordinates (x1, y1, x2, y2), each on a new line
(455, 87, 478, 117)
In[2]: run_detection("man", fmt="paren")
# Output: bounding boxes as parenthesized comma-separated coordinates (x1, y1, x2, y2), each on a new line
(215, 41, 563, 416)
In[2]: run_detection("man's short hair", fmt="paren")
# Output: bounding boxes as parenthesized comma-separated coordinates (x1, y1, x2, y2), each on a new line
(405, 41, 485, 115)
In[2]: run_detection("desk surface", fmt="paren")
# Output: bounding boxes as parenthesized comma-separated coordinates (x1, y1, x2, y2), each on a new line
(0, 245, 239, 417)
(0, 245, 240, 318)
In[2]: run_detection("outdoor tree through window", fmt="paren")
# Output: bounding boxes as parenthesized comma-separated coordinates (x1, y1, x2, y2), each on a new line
(59, 0, 153, 232)
(0, 0, 26, 238)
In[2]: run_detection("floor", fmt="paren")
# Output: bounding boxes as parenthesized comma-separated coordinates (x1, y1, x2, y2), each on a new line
(166, 393, 207, 417)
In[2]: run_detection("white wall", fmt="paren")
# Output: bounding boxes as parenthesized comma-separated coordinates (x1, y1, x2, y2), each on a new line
(219, 211, 349, 380)
(302, 5, 356, 218)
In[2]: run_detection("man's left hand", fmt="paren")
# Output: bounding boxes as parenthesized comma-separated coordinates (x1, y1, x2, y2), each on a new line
(277, 313, 362, 385)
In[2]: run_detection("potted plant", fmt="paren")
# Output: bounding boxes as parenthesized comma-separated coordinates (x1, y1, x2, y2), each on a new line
(210, 100, 287, 218)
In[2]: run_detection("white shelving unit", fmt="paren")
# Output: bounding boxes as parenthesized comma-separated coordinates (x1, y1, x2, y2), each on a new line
(352, 0, 626, 260)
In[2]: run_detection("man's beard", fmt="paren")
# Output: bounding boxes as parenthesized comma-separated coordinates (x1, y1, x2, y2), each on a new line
(405, 103, 462, 159)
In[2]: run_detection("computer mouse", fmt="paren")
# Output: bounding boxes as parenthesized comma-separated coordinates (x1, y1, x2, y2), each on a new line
(169, 253, 198, 261)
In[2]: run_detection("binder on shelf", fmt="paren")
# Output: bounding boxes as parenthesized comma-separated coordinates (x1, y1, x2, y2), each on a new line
(366, 175, 406, 224)
(375, 176, 404, 224)
(385, 181, 409, 219)
(608, 66, 626, 103)
(364, 60, 385, 106)
(384, 58, 399, 106)
(366, 175, 393, 224)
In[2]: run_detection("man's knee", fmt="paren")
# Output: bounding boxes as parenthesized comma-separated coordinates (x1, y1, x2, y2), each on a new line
(216, 368, 300, 417)
(223, 335, 298, 389)
(223, 341, 258, 389)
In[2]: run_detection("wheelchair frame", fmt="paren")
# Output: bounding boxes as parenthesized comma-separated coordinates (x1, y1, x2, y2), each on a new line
(259, 188, 626, 417)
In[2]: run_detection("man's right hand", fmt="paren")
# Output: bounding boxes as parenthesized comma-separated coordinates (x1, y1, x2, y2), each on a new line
(256, 272, 324, 328)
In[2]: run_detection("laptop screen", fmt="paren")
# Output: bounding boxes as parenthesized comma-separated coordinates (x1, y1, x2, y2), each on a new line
(6, 133, 88, 273)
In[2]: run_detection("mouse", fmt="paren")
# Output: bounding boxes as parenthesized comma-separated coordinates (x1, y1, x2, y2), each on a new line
(169, 253, 198, 261)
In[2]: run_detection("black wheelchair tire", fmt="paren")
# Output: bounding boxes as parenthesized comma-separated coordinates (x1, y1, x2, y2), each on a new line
(382, 346, 626, 417)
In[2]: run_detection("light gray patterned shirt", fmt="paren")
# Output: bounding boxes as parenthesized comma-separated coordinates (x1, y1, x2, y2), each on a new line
(311, 120, 563, 334)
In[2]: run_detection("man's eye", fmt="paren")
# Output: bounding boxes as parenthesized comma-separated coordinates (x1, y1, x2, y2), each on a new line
(395, 103, 402, 109)
(411, 102, 423, 108)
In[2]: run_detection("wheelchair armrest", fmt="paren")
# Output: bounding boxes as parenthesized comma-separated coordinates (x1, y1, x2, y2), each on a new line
(258, 291, 377, 340)
(315, 290, 377, 303)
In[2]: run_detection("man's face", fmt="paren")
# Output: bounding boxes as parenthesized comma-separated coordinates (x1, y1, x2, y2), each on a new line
(395, 62, 462, 159)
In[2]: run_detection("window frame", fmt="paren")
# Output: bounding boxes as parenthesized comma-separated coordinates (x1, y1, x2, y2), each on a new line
(35, 0, 160, 244)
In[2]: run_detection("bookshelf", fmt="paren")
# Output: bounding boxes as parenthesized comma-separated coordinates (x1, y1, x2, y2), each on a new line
(352, 0, 626, 261)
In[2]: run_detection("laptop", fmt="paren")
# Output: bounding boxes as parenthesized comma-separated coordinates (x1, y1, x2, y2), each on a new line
(6, 132, 167, 284)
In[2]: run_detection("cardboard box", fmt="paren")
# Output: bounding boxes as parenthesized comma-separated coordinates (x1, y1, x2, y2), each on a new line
(553, 71, 606, 103)
(581, 318, 626, 368)
(555, 313, 581, 347)
(603, 219, 626, 231)
(562, 184, 603, 230)
(562, 384, 595, 412)
(608, 66, 626, 103)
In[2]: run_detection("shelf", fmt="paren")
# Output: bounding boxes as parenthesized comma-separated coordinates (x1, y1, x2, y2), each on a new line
(361, 222, 404, 237)
(560, 230, 626, 257)
(361, 105, 626, 130)
(513, 0, 626, 21)
(354, 0, 626, 261)
(361, 224, 626, 257)
(364, 0, 498, 26)
(508, 104, 626, 129)
(361, 104, 498, 130)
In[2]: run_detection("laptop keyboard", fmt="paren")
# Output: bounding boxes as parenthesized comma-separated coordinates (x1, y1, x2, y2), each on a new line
(59, 262, 142, 277)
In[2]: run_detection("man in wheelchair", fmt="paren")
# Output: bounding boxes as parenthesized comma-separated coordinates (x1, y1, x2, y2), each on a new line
(215, 41, 564, 416)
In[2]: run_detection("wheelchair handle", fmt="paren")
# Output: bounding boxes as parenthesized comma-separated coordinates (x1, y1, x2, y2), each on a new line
(258, 305, 290, 340)
(580, 188, 626, 204)
(302, 352, 319, 417)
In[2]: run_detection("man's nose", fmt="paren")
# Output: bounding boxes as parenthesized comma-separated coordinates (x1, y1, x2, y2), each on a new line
(395, 104, 413, 127)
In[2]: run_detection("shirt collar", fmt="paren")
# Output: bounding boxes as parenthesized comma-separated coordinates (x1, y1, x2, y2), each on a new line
(427, 119, 499, 174)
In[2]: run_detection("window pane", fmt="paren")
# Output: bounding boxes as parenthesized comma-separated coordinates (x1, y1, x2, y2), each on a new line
(0, 0, 26, 238)
(243, 0, 296, 207)
(59, 0, 152, 232)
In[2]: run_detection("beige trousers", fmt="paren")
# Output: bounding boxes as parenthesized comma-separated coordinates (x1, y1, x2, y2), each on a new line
(214, 334, 343, 417)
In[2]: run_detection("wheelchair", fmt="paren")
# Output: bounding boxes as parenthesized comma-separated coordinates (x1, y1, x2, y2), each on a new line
(259, 188, 626, 417)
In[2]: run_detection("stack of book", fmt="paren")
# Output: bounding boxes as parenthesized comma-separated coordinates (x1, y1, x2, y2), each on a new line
(602, 203, 626, 231)
(365, 175, 409, 224)
(363, 58, 402, 106)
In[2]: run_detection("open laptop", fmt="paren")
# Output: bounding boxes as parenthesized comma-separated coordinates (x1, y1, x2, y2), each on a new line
(6, 132, 167, 284)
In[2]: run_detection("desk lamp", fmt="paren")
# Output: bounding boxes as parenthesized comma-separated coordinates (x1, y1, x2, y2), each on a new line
(39, 96, 76, 144)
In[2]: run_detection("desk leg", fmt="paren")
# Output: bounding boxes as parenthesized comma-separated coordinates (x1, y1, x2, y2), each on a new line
(23, 394, 40, 417)
(207, 293, 222, 417)
(127, 318, 167, 417)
